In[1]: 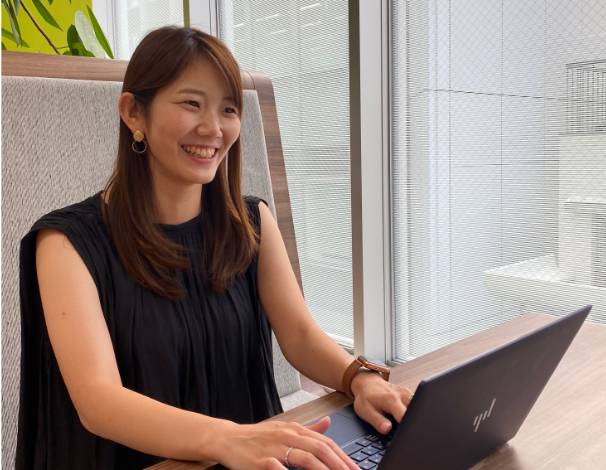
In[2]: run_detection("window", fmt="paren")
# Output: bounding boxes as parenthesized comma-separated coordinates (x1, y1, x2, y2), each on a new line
(223, 0, 353, 342)
(392, 0, 606, 360)
(94, 0, 217, 60)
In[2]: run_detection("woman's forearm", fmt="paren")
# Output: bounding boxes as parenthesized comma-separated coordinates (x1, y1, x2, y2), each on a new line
(281, 322, 354, 393)
(80, 382, 235, 462)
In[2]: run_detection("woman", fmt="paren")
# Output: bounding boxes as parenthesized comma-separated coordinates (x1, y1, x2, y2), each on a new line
(16, 26, 412, 469)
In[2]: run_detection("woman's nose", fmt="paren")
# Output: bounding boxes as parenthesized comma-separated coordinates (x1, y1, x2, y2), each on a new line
(197, 111, 222, 138)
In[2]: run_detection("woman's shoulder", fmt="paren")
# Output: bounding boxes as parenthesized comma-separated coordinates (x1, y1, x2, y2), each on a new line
(24, 193, 108, 259)
(21, 192, 111, 291)
(242, 194, 268, 208)
(242, 195, 270, 230)
(30, 192, 103, 235)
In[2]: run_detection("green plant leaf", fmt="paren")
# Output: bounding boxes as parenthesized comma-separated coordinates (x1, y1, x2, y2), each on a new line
(32, 0, 62, 31)
(66, 24, 80, 53)
(14, 0, 20, 14)
(3, 0, 22, 45)
(2, 41, 6, 50)
(74, 10, 104, 58)
(86, 5, 113, 58)
(67, 24, 93, 57)
(2, 27, 29, 47)
(2, 26, 16, 41)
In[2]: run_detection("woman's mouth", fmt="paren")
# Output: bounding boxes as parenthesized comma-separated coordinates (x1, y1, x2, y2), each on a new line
(182, 145, 217, 160)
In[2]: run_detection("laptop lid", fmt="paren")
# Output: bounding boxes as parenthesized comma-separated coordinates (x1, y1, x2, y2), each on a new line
(376, 305, 591, 470)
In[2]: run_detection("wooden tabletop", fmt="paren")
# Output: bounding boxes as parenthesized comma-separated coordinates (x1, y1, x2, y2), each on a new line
(148, 314, 606, 469)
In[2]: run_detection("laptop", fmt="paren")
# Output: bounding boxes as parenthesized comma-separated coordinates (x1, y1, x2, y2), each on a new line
(320, 305, 591, 470)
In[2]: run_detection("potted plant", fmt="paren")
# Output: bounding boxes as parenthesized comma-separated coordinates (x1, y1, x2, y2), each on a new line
(2, 0, 113, 58)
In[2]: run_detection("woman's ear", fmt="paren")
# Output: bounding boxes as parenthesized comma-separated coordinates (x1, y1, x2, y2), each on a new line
(118, 92, 146, 135)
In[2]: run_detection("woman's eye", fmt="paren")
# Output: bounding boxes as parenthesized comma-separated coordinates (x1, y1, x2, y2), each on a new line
(184, 100, 200, 108)
(225, 107, 238, 114)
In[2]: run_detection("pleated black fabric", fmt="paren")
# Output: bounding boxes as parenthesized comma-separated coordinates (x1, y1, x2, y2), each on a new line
(16, 192, 283, 470)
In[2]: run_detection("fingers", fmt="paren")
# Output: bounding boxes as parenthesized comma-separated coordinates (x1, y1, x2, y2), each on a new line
(358, 385, 414, 430)
(284, 421, 357, 470)
(264, 457, 287, 470)
(231, 420, 354, 470)
(307, 416, 331, 434)
(386, 386, 413, 423)
(382, 386, 412, 421)
(286, 448, 330, 470)
(357, 404, 393, 434)
(375, 387, 413, 425)
(387, 399, 407, 423)
(400, 387, 414, 406)
(302, 425, 359, 470)
(294, 434, 353, 469)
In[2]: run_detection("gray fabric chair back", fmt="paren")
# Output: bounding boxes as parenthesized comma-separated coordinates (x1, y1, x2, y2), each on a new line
(1, 76, 300, 469)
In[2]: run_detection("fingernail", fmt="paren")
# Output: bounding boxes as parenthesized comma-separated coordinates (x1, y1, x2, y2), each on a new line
(382, 422, 392, 433)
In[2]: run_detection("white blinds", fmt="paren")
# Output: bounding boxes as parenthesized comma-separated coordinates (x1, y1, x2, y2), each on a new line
(392, 0, 606, 360)
(113, 0, 184, 59)
(225, 1, 353, 340)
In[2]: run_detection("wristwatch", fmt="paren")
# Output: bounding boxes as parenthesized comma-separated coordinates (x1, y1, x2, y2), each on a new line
(341, 356, 391, 400)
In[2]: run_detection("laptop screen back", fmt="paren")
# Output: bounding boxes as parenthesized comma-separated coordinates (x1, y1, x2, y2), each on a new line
(378, 305, 591, 470)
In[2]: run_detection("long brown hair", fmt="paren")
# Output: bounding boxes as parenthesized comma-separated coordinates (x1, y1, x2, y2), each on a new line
(103, 26, 258, 298)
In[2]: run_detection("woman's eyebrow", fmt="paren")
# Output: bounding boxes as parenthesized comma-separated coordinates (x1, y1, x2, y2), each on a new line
(177, 88, 234, 101)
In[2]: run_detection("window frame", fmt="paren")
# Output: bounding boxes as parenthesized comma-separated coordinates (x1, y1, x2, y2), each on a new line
(349, 0, 396, 362)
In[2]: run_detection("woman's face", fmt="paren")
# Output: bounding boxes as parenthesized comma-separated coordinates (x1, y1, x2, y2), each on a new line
(142, 57, 241, 190)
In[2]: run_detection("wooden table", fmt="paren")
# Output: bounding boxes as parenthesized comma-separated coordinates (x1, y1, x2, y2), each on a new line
(149, 314, 606, 469)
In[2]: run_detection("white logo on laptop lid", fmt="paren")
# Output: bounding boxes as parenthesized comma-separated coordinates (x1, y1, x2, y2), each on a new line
(473, 398, 496, 432)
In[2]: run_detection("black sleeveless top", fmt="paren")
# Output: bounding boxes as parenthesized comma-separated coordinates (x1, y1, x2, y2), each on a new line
(16, 193, 283, 469)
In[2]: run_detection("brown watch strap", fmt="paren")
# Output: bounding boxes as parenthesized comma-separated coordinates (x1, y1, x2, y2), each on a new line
(341, 356, 391, 400)
(341, 358, 364, 400)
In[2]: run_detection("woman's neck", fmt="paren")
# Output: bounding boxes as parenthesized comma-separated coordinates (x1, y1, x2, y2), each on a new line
(152, 184, 203, 225)
(103, 183, 204, 225)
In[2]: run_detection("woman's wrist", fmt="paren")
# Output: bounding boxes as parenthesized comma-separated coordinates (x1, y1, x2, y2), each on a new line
(200, 418, 239, 463)
(350, 370, 382, 398)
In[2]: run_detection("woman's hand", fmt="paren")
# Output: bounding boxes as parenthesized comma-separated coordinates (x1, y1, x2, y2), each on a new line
(215, 416, 359, 470)
(350, 372, 414, 435)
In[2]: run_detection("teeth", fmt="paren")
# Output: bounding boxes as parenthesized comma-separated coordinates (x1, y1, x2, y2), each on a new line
(183, 145, 216, 159)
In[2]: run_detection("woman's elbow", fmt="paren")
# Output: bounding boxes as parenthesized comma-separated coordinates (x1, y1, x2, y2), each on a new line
(77, 411, 95, 434)
(71, 382, 117, 436)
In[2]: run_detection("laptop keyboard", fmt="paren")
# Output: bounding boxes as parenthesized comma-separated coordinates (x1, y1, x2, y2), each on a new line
(340, 433, 392, 469)
(288, 433, 391, 470)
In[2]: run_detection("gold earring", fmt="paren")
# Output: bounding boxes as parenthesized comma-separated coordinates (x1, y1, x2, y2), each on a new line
(132, 130, 147, 154)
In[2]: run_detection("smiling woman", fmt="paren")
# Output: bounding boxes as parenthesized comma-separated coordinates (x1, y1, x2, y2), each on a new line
(16, 25, 412, 470)
(121, 58, 242, 209)
(104, 27, 253, 298)
(17, 27, 272, 469)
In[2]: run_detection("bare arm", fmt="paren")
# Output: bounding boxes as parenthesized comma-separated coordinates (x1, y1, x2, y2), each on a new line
(35, 229, 234, 462)
(256, 203, 353, 392)
(37, 227, 358, 469)
(257, 203, 413, 436)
